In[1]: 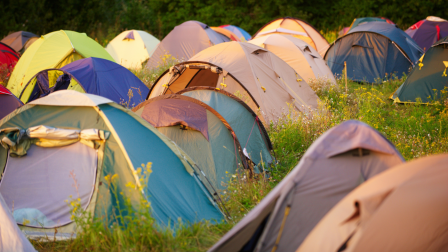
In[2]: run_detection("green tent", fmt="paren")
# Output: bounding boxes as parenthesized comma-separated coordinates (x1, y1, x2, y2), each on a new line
(392, 36, 448, 103)
(177, 87, 273, 172)
(0, 91, 224, 239)
(133, 94, 249, 191)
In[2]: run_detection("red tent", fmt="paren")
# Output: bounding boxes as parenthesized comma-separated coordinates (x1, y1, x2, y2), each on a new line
(0, 42, 19, 68)
(0, 85, 22, 119)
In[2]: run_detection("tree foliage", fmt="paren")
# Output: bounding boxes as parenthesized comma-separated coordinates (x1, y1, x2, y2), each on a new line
(1, 0, 447, 43)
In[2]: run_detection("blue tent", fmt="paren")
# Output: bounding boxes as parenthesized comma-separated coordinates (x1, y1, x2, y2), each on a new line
(325, 22, 423, 83)
(20, 57, 149, 107)
(220, 25, 251, 41)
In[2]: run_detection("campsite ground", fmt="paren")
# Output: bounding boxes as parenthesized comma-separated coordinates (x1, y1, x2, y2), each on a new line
(31, 40, 448, 252)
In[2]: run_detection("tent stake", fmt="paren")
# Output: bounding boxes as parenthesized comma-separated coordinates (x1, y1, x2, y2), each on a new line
(344, 61, 348, 94)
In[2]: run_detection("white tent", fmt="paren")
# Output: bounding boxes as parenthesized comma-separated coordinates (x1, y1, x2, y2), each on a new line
(0, 193, 36, 252)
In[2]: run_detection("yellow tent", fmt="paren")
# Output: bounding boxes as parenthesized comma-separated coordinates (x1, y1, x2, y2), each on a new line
(106, 30, 160, 69)
(7, 30, 114, 97)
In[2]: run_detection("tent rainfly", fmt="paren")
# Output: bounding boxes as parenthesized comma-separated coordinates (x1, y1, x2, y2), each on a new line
(7, 30, 115, 98)
(133, 94, 248, 192)
(299, 153, 448, 252)
(177, 87, 273, 170)
(325, 22, 423, 84)
(106, 30, 160, 69)
(1, 31, 39, 52)
(148, 42, 320, 123)
(146, 21, 230, 69)
(0, 42, 19, 68)
(252, 17, 330, 56)
(208, 120, 404, 252)
(18, 57, 149, 106)
(0, 85, 22, 120)
(250, 34, 336, 84)
(0, 91, 224, 239)
(392, 36, 448, 104)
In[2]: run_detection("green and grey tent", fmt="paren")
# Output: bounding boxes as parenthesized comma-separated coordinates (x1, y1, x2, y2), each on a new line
(392, 36, 448, 103)
(133, 94, 248, 191)
(177, 87, 273, 172)
(0, 91, 224, 239)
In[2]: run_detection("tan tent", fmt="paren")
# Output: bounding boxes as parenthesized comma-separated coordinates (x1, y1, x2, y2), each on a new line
(148, 42, 319, 123)
(0, 193, 36, 252)
(146, 21, 230, 69)
(250, 34, 336, 84)
(299, 153, 448, 252)
(252, 17, 330, 56)
(106, 30, 160, 69)
(208, 120, 404, 252)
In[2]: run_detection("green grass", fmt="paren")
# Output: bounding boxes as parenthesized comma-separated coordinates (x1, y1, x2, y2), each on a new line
(29, 42, 448, 252)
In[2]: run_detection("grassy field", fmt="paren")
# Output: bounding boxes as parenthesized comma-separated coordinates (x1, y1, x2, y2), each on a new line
(30, 42, 448, 252)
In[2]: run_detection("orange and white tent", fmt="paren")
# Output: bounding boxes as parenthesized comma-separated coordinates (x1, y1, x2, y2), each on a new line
(252, 17, 329, 56)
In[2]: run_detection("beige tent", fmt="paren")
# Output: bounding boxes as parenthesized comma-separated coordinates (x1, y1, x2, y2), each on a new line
(0, 193, 36, 252)
(106, 30, 160, 69)
(250, 34, 336, 84)
(146, 21, 230, 69)
(299, 153, 448, 252)
(252, 17, 330, 56)
(148, 42, 319, 123)
(208, 120, 404, 252)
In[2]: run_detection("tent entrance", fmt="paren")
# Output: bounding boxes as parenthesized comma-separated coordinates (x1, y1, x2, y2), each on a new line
(0, 142, 98, 228)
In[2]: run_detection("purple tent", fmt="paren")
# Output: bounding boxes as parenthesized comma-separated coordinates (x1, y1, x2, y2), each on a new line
(406, 16, 448, 51)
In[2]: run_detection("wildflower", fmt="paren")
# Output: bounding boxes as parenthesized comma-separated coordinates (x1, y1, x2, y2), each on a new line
(22, 219, 30, 225)
(104, 174, 111, 182)
(111, 174, 119, 182)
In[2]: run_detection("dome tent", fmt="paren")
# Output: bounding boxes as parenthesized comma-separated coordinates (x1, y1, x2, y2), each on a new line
(252, 17, 330, 56)
(299, 154, 448, 252)
(133, 94, 248, 191)
(345, 17, 394, 35)
(1, 31, 39, 52)
(0, 85, 22, 120)
(146, 21, 230, 69)
(392, 36, 448, 104)
(177, 87, 273, 170)
(325, 22, 423, 84)
(209, 120, 404, 252)
(219, 25, 251, 41)
(250, 34, 336, 84)
(0, 91, 224, 239)
(18, 57, 149, 106)
(148, 42, 319, 123)
(7, 30, 114, 98)
(0, 193, 36, 252)
(0, 42, 19, 68)
(211, 27, 241, 41)
(105, 30, 160, 69)
(406, 16, 448, 51)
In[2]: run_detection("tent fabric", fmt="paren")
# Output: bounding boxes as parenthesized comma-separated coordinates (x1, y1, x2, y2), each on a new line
(325, 22, 423, 84)
(406, 16, 448, 51)
(0, 42, 20, 68)
(392, 36, 448, 103)
(211, 27, 240, 41)
(0, 193, 37, 252)
(106, 30, 160, 69)
(19, 57, 149, 105)
(0, 85, 22, 120)
(133, 94, 248, 191)
(298, 153, 448, 252)
(219, 25, 251, 41)
(0, 90, 224, 238)
(177, 87, 273, 169)
(148, 42, 320, 123)
(346, 17, 394, 34)
(208, 120, 404, 252)
(249, 34, 336, 84)
(146, 21, 230, 69)
(1, 31, 39, 52)
(7, 30, 114, 99)
(252, 17, 330, 56)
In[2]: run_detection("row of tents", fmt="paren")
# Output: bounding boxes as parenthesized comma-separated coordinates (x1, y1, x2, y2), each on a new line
(0, 15, 447, 251)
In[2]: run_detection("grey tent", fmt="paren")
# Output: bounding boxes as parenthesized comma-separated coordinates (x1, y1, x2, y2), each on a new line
(208, 120, 404, 252)
(1, 31, 38, 52)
